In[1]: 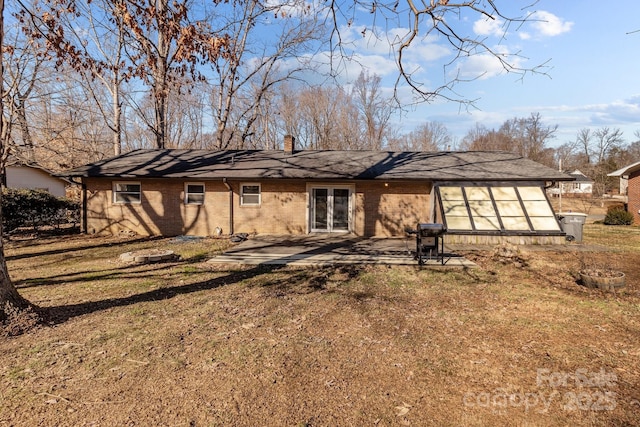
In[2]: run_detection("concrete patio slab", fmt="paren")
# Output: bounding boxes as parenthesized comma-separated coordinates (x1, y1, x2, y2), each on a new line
(207, 234, 476, 267)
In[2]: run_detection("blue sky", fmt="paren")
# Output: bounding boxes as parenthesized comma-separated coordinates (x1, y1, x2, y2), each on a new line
(306, 0, 640, 147)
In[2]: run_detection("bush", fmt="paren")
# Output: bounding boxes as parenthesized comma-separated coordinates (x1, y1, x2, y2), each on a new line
(603, 207, 634, 226)
(606, 203, 626, 213)
(1, 188, 80, 232)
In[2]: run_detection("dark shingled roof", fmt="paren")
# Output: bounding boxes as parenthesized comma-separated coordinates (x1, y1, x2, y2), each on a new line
(568, 171, 593, 183)
(59, 149, 574, 182)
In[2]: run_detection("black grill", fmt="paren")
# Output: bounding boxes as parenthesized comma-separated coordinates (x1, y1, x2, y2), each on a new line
(417, 223, 446, 237)
(415, 223, 446, 265)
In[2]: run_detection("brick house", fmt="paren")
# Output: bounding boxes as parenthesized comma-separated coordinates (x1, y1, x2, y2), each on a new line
(608, 161, 640, 224)
(60, 136, 574, 244)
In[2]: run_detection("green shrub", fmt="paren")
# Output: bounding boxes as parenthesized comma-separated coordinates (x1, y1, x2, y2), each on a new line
(603, 207, 634, 225)
(606, 203, 626, 213)
(1, 188, 80, 232)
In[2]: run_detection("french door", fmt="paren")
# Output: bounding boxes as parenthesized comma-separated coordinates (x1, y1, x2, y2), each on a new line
(310, 186, 352, 233)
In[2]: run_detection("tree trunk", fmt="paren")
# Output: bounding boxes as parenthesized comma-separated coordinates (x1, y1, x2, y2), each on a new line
(154, 0, 168, 150)
(155, 93, 166, 149)
(113, 78, 122, 156)
(0, 0, 40, 335)
(0, 183, 40, 335)
(0, 231, 31, 311)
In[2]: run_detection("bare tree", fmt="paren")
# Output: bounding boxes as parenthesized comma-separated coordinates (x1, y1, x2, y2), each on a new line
(459, 123, 511, 152)
(576, 127, 625, 166)
(2, 26, 44, 162)
(575, 127, 625, 195)
(19, 0, 233, 149)
(326, 1, 549, 105)
(166, 82, 207, 148)
(592, 127, 624, 165)
(33, 73, 113, 169)
(498, 113, 557, 165)
(554, 140, 580, 171)
(460, 114, 556, 166)
(622, 132, 640, 163)
(278, 83, 367, 150)
(352, 70, 395, 149)
(1, 0, 42, 334)
(575, 128, 593, 165)
(205, 0, 323, 149)
(518, 112, 557, 163)
(392, 121, 451, 151)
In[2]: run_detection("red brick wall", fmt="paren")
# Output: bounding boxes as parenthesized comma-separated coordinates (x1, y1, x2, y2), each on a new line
(84, 178, 432, 237)
(629, 171, 640, 225)
(84, 178, 230, 236)
(232, 180, 308, 235)
(356, 181, 432, 236)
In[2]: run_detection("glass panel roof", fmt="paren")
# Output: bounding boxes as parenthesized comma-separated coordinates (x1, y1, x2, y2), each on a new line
(473, 216, 501, 230)
(491, 186, 518, 200)
(440, 187, 465, 200)
(445, 215, 473, 230)
(468, 200, 496, 216)
(438, 185, 561, 233)
(443, 203, 470, 216)
(501, 216, 532, 230)
(530, 216, 562, 231)
(518, 186, 546, 200)
(523, 200, 555, 216)
(466, 187, 491, 200)
(495, 201, 525, 217)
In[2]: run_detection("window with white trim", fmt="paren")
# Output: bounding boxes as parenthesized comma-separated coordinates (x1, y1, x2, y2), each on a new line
(437, 185, 561, 233)
(241, 183, 261, 206)
(185, 183, 205, 205)
(113, 182, 141, 204)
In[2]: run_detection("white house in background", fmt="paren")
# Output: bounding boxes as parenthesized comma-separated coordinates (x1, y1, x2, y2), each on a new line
(565, 170, 593, 195)
(548, 170, 593, 196)
(2, 161, 69, 198)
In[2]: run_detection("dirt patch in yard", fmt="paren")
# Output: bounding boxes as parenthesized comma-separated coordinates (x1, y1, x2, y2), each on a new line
(1, 230, 640, 426)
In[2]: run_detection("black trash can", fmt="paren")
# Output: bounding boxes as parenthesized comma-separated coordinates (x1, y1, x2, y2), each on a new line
(556, 212, 588, 242)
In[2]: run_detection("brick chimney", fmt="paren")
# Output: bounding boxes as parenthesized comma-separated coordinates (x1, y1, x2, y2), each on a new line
(284, 134, 295, 154)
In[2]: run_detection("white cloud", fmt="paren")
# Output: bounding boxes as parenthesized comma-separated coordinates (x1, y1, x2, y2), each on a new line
(453, 50, 518, 81)
(529, 11, 573, 37)
(473, 17, 505, 37)
(518, 32, 531, 41)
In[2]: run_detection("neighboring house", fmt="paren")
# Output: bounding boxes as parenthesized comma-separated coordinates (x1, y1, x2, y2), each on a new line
(608, 161, 640, 224)
(565, 170, 593, 195)
(2, 161, 69, 198)
(548, 170, 593, 197)
(60, 136, 574, 244)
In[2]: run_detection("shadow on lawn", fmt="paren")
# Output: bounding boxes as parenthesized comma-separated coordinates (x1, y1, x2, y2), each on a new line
(43, 263, 369, 326)
(14, 251, 210, 290)
(44, 264, 282, 325)
(6, 236, 163, 261)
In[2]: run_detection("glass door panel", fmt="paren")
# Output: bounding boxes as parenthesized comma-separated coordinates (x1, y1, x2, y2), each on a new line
(310, 187, 351, 232)
(332, 189, 350, 230)
(312, 188, 328, 231)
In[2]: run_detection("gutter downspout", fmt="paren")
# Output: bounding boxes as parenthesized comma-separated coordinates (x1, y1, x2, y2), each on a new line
(82, 181, 87, 234)
(223, 178, 233, 235)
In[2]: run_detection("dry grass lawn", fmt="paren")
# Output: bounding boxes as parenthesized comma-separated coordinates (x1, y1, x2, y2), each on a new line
(1, 226, 639, 426)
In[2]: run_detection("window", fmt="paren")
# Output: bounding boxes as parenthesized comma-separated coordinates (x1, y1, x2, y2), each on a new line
(113, 182, 141, 203)
(241, 183, 261, 206)
(185, 183, 205, 205)
(438, 185, 561, 233)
